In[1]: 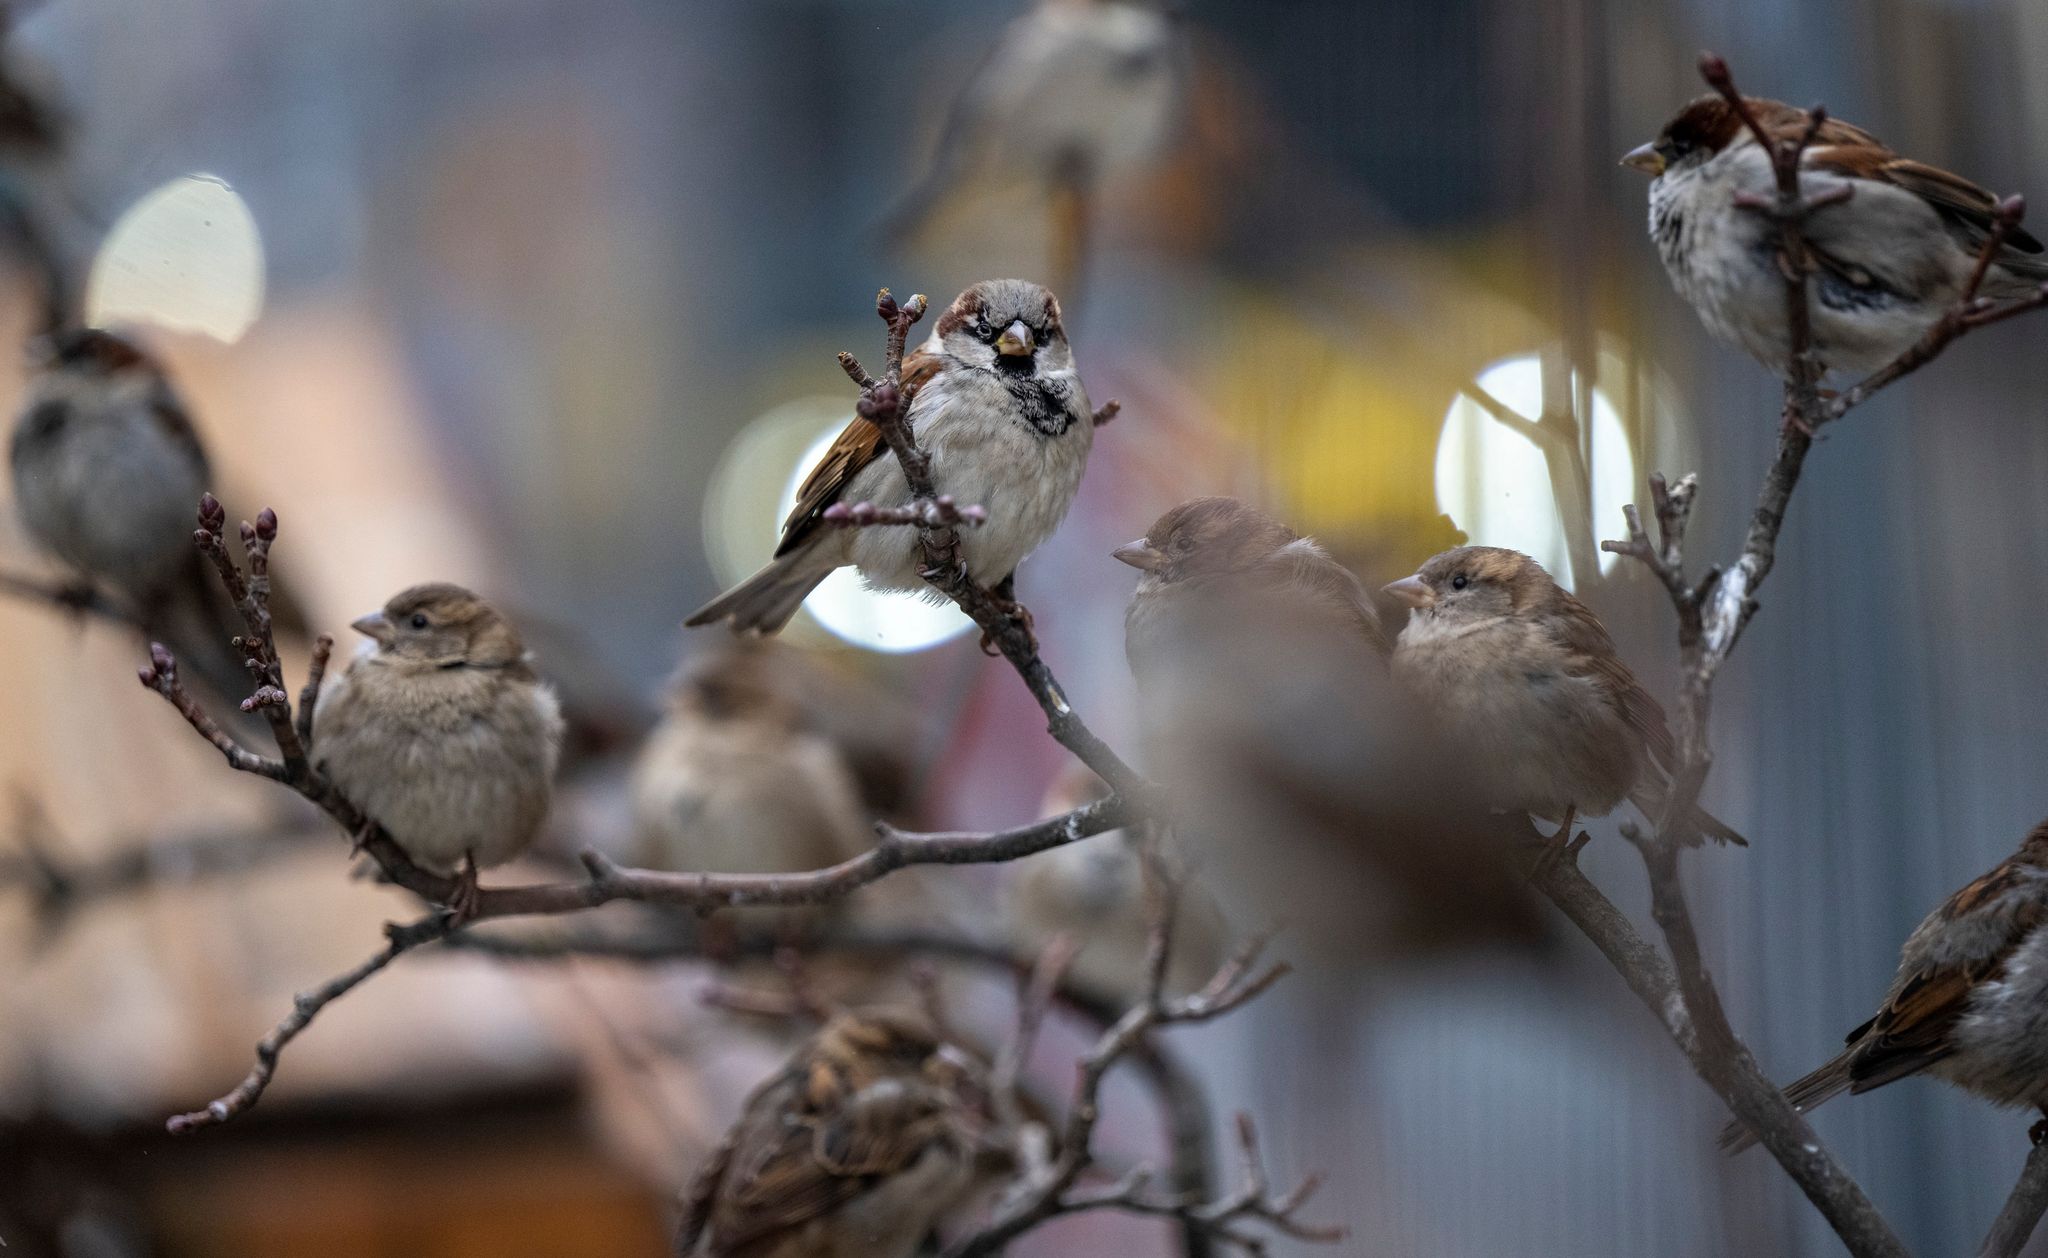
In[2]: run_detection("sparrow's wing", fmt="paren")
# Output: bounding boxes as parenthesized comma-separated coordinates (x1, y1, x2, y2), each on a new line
(1547, 587, 1677, 770)
(1261, 539, 1388, 657)
(1844, 854, 2048, 1092)
(773, 348, 942, 556)
(710, 1069, 948, 1252)
(1809, 145, 2047, 254)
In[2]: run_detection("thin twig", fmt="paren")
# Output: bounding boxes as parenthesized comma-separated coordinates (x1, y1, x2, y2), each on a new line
(164, 913, 452, 1132)
(819, 497, 988, 530)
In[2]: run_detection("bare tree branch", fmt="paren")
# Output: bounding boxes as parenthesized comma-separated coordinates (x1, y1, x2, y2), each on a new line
(1980, 1139, 2048, 1258)
(946, 852, 1325, 1256)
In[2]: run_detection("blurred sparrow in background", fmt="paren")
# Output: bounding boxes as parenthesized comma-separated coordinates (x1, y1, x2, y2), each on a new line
(885, 0, 1184, 288)
(1723, 819, 2048, 1152)
(1625, 95, 2047, 377)
(676, 1009, 992, 1258)
(630, 642, 872, 930)
(1384, 547, 1744, 847)
(1007, 763, 1226, 999)
(1119, 499, 1542, 962)
(313, 583, 563, 917)
(688, 280, 1092, 635)
(7, 328, 287, 703)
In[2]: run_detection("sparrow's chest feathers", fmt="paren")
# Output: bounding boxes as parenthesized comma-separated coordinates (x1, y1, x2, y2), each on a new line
(822, 1130, 973, 1257)
(1650, 150, 1787, 355)
(846, 370, 1092, 585)
(1394, 615, 1635, 812)
(632, 721, 862, 872)
(10, 389, 206, 584)
(313, 655, 561, 867)
(1943, 921, 2048, 1105)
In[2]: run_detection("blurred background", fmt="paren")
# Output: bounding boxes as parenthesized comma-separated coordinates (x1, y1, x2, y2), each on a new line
(4, 0, 2048, 1254)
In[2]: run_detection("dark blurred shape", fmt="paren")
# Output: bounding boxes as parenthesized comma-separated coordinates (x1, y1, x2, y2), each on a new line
(1121, 497, 1546, 966)
(675, 1008, 991, 1258)
(7, 329, 307, 709)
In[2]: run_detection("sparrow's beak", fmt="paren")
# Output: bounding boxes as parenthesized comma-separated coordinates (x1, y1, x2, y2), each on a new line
(1620, 143, 1665, 176)
(995, 320, 1035, 359)
(1381, 575, 1436, 608)
(1113, 539, 1164, 571)
(350, 610, 394, 645)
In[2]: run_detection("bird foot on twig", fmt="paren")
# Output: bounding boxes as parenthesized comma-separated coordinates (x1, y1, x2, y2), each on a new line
(440, 851, 482, 926)
(1527, 807, 1584, 883)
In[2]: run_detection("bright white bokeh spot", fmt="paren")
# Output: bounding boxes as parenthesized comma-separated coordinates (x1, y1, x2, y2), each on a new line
(86, 174, 265, 343)
(1434, 354, 1637, 591)
(701, 396, 972, 654)
(777, 426, 973, 653)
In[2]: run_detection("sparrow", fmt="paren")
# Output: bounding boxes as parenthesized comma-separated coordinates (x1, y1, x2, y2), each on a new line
(1624, 94, 2048, 377)
(6, 328, 276, 703)
(629, 641, 873, 930)
(687, 279, 1092, 635)
(1384, 546, 1744, 847)
(1118, 500, 1543, 961)
(675, 1008, 992, 1258)
(311, 583, 564, 916)
(1117, 495, 1386, 677)
(1723, 819, 2048, 1153)
(884, 0, 1184, 246)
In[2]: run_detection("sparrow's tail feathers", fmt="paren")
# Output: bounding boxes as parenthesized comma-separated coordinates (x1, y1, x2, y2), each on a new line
(1718, 1053, 1853, 1154)
(683, 552, 834, 636)
(1631, 782, 1749, 847)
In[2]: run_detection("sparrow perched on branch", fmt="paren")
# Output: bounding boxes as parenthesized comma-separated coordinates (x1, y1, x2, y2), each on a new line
(630, 642, 872, 928)
(1119, 499, 1542, 959)
(312, 583, 563, 912)
(7, 328, 277, 701)
(1624, 95, 2047, 376)
(1384, 547, 1744, 847)
(687, 279, 1092, 635)
(676, 1009, 992, 1258)
(1723, 820, 2048, 1152)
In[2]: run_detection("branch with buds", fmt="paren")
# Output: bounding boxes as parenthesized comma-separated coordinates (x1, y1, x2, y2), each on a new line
(1543, 51, 2048, 1258)
(949, 845, 1334, 1257)
(820, 496, 988, 530)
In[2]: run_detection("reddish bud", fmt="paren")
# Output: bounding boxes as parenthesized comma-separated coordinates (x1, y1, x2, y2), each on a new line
(822, 503, 851, 522)
(2000, 194, 2028, 224)
(876, 288, 898, 321)
(197, 493, 225, 530)
(255, 507, 278, 540)
(239, 521, 256, 545)
(150, 643, 175, 672)
(1697, 52, 1730, 89)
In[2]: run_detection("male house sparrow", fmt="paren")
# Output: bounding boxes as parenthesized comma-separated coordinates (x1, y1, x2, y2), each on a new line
(312, 583, 564, 914)
(1624, 95, 2047, 377)
(1384, 547, 1744, 846)
(688, 279, 1092, 635)
(676, 1009, 991, 1258)
(629, 642, 872, 929)
(1723, 819, 2048, 1152)
(1119, 499, 1542, 960)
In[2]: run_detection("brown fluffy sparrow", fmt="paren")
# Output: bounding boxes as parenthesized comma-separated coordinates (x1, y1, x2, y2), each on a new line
(676, 1009, 990, 1258)
(687, 279, 1092, 635)
(629, 642, 872, 927)
(885, 0, 1184, 244)
(312, 583, 564, 911)
(1118, 495, 1385, 674)
(1385, 546, 1743, 846)
(1624, 95, 2047, 377)
(1723, 820, 2048, 1152)
(1120, 500, 1543, 961)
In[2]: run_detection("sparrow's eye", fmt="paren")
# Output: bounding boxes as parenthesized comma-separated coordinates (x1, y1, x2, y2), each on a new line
(1450, 573, 1469, 591)
(409, 612, 430, 629)
(1172, 536, 1194, 553)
